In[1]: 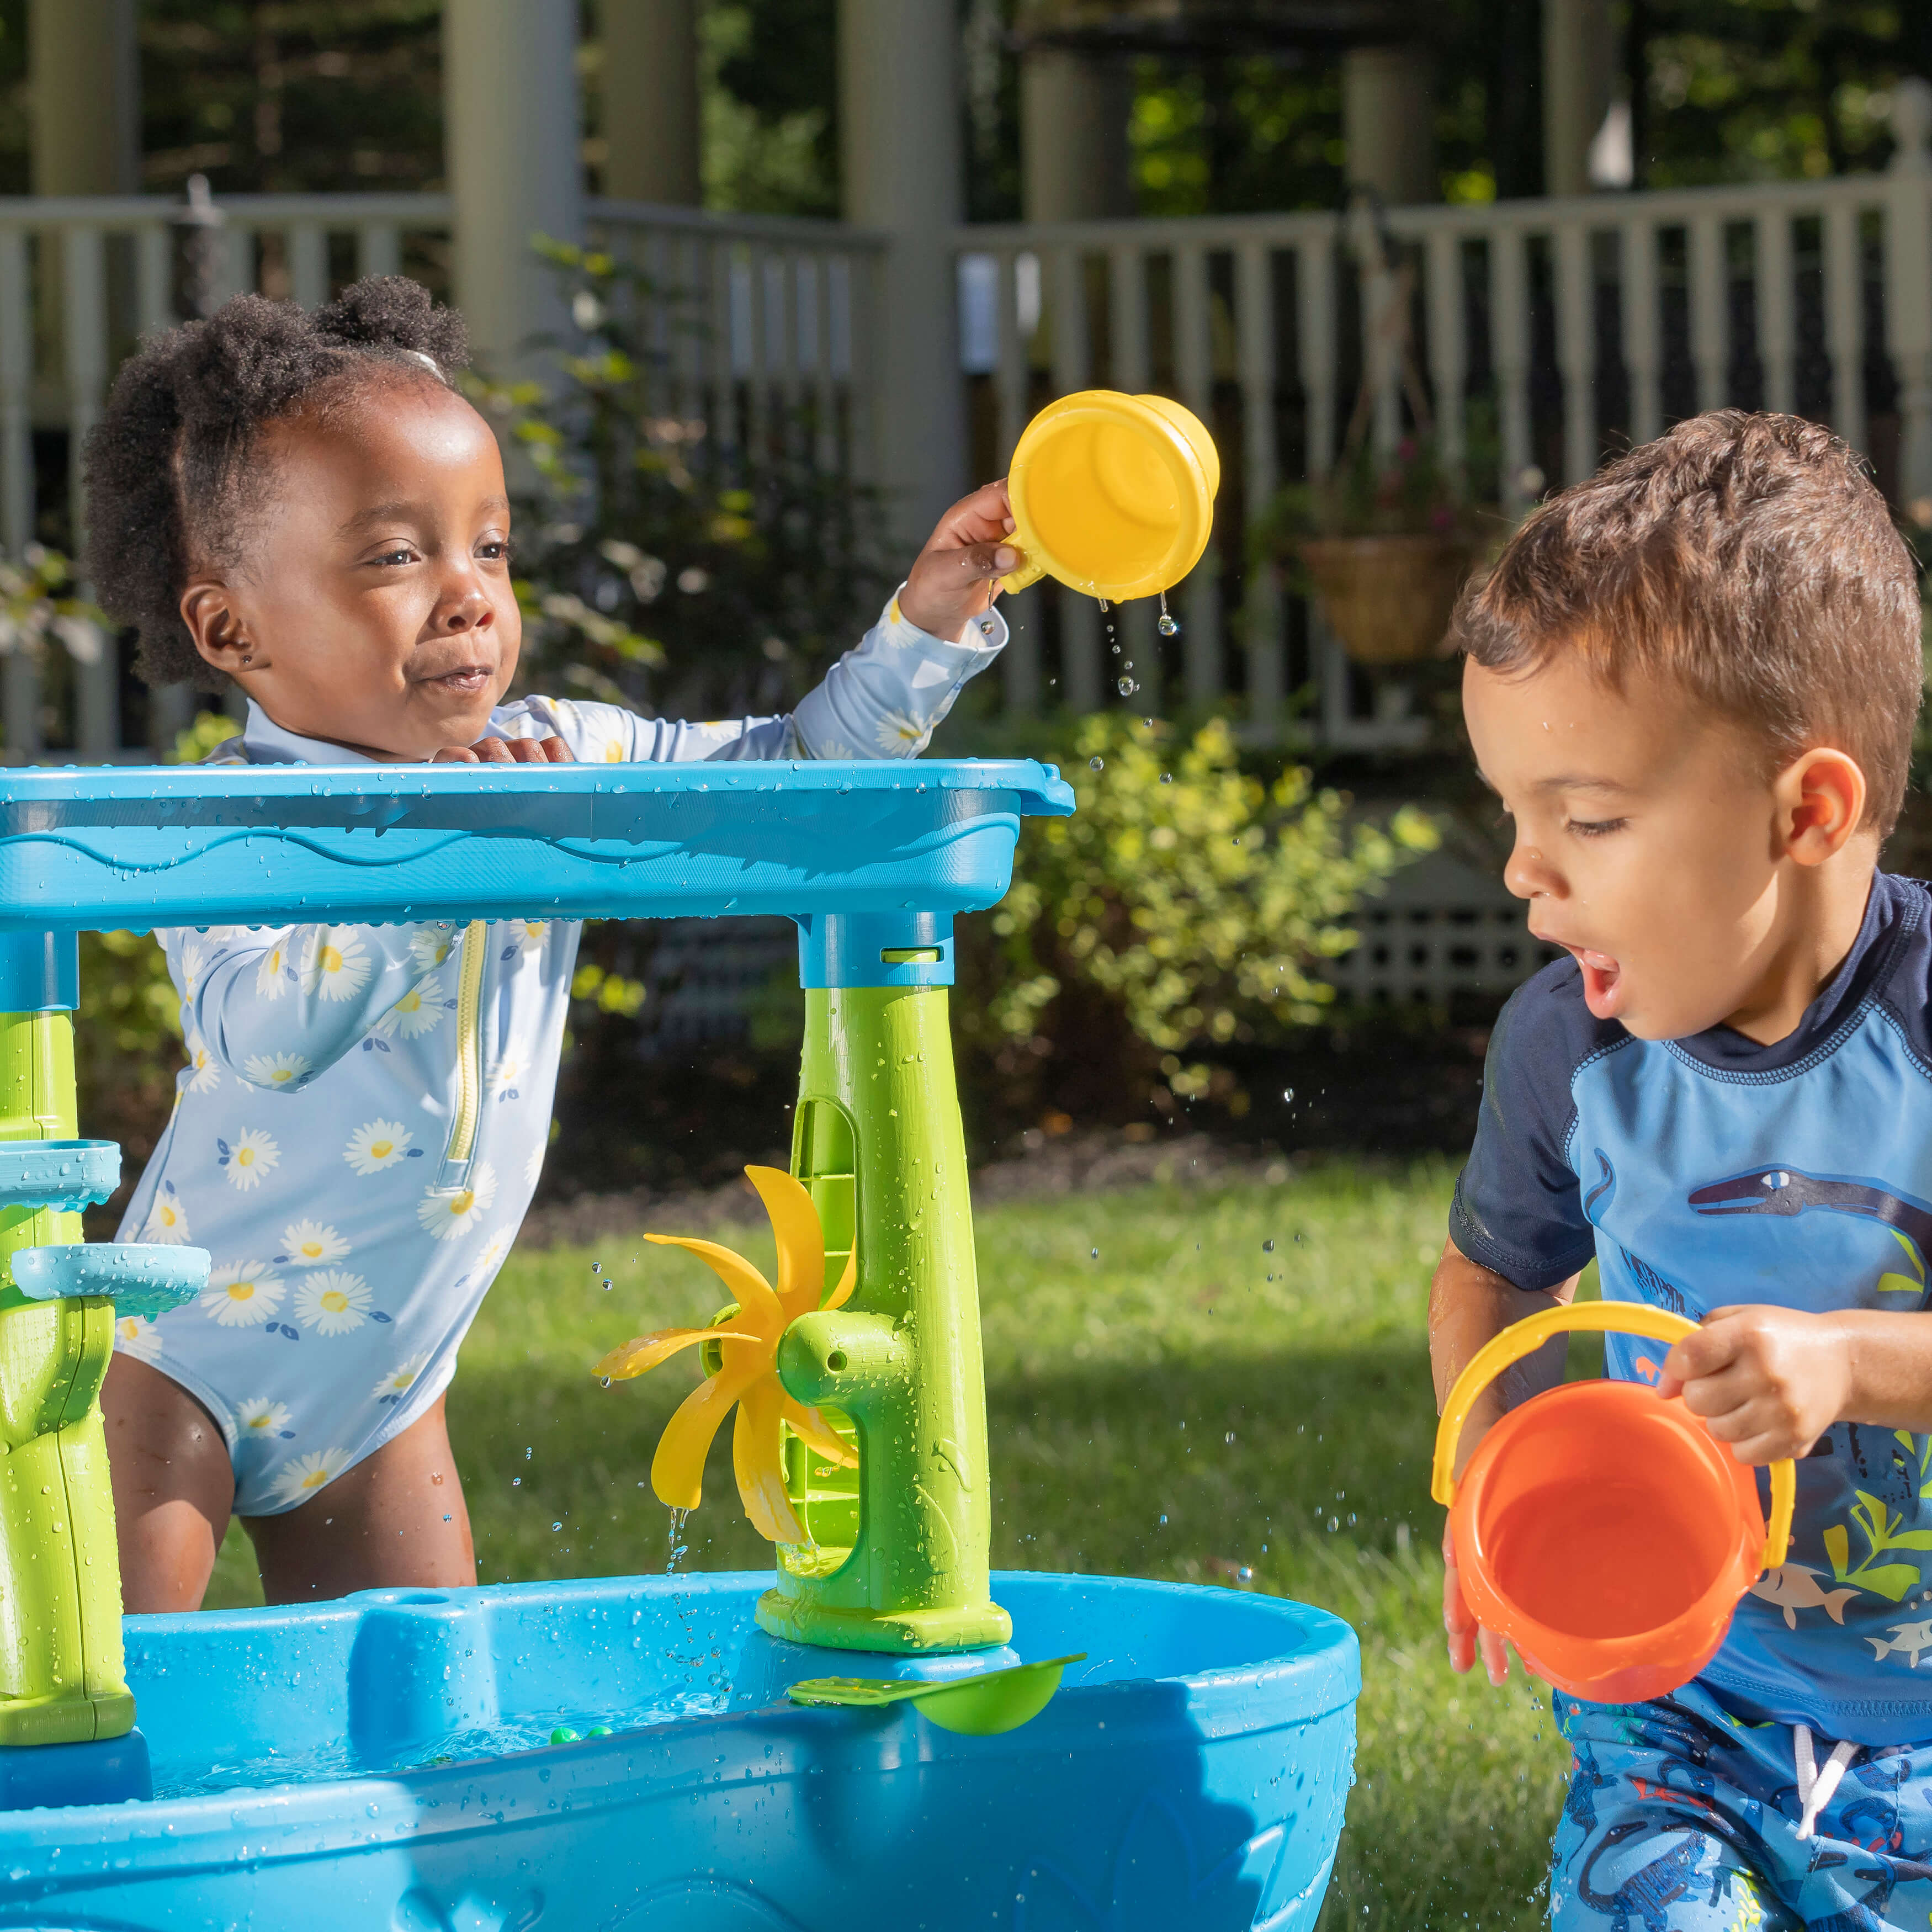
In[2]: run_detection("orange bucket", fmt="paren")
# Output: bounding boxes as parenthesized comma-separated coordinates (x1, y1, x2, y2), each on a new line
(1431, 1303, 1795, 1705)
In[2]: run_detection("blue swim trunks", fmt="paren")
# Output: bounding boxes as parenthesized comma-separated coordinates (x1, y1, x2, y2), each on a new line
(1553, 1679, 1932, 1930)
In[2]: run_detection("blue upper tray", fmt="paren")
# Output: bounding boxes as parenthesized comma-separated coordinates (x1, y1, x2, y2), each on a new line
(0, 760, 1074, 932)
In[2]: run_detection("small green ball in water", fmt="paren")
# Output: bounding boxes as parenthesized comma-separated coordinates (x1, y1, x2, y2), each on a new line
(550, 1726, 580, 1745)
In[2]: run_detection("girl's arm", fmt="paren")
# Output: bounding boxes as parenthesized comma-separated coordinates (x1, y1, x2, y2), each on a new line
(493, 484, 1018, 767)
(166, 920, 460, 1092)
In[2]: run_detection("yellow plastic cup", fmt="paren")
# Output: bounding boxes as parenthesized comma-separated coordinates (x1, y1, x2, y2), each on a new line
(1000, 390, 1220, 602)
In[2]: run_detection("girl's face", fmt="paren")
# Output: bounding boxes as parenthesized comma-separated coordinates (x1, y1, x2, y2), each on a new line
(179, 378, 522, 761)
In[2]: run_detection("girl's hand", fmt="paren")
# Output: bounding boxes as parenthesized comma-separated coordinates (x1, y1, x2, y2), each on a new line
(896, 480, 1026, 641)
(1443, 1515, 1512, 1686)
(1656, 1306, 1850, 1463)
(432, 734, 575, 764)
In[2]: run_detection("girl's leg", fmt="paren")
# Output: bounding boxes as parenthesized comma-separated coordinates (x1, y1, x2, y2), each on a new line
(103, 1353, 235, 1612)
(243, 1394, 475, 1603)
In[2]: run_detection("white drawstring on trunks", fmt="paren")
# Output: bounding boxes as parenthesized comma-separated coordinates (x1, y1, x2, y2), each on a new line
(1794, 1723, 1859, 1841)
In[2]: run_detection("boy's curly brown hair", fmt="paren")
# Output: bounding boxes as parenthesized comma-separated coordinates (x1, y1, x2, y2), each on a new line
(1452, 411, 1923, 837)
(83, 275, 469, 692)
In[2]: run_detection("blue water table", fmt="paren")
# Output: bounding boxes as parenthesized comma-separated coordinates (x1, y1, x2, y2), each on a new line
(0, 757, 1358, 1930)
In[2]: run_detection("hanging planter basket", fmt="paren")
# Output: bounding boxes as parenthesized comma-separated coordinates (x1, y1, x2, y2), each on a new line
(1297, 535, 1477, 666)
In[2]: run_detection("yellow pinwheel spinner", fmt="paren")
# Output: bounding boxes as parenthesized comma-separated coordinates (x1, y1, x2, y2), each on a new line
(595, 1166, 857, 1543)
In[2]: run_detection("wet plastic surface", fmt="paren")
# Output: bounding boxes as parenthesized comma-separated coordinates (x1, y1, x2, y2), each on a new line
(0, 760, 1074, 933)
(0, 1570, 1358, 1931)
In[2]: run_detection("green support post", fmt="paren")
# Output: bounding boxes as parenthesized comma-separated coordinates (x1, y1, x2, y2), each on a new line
(0, 934, 132, 1744)
(760, 912, 1010, 1653)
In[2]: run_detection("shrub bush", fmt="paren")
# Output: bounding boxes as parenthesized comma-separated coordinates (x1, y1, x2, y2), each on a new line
(953, 714, 1439, 1129)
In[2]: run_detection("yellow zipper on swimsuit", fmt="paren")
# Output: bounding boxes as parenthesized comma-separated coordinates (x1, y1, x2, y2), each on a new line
(443, 918, 487, 1176)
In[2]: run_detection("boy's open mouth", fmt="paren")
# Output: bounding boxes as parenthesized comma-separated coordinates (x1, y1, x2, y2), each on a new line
(1565, 945, 1622, 1015)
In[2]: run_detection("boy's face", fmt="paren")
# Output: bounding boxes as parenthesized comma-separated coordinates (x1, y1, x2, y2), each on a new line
(1463, 652, 1820, 1043)
(183, 379, 522, 761)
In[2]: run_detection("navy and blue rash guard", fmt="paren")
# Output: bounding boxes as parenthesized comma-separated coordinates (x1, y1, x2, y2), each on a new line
(1452, 870, 1932, 1745)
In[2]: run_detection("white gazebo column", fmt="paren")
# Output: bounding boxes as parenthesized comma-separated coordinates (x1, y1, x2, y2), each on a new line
(1341, 43, 1436, 208)
(1543, 0, 1616, 198)
(602, 0, 702, 204)
(1021, 49, 1132, 222)
(443, 1, 585, 374)
(838, 0, 966, 542)
(30, 0, 140, 197)
(29, 0, 140, 753)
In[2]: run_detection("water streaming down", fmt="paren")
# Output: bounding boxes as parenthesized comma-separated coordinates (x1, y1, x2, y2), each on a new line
(1157, 591, 1180, 638)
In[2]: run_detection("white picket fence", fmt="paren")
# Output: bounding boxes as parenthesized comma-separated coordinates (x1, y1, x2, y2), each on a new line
(3, 130, 1931, 805)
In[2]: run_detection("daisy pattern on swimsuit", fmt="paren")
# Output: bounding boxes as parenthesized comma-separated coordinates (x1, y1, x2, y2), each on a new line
(144, 1181, 189, 1245)
(524, 1141, 545, 1191)
(270, 1447, 351, 1509)
(417, 1161, 497, 1240)
(305, 928, 371, 1002)
(410, 926, 456, 972)
(254, 939, 293, 1000)
(277, 1219, 348, 1267)
(113, 1314, 162, 1360)
(873, 712, 927, 753)
(200, 1260, 283, 1326)
(233, 1395, 294, 1441)
(475, 1227, 511, 1277)
(373, 981, 448, 1040)
(242, 1051, 311, 1092)
(184, 1036, 219, 1094)
(501, 921, 547, 959)
(218, 1127, 280, 1190)
(489, 1055, 521, 1101)
(294, 1270, 372, 1335)
(344, 1118, 415, 1176)
(371, 1355, 428, 1405)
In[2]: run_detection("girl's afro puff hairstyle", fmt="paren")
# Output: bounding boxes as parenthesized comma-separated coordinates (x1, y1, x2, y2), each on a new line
(83, 275, 470, 692)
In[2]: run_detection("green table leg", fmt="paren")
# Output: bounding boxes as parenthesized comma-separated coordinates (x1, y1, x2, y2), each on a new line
(0, 993, 134, 1744)
(761, 979, 1010, 1653)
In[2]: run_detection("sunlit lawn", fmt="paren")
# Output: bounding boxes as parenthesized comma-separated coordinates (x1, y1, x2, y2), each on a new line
(208, 1158, 1572, 1932)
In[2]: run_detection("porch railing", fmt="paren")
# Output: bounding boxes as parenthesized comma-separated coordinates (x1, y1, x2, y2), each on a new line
(959, 153, 1932, 745)
(1, 139, 1929, 765)
(0, 191, 883, 763)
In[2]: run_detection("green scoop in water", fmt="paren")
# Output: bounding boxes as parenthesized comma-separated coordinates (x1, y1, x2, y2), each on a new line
(785, 1653, 1085, 1735)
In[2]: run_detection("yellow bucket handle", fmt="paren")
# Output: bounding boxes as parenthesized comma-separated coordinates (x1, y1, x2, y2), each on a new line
(1430, 1301, 1795, 1577)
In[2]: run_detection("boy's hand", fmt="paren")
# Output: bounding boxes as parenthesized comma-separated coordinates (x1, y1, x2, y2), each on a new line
(1442, 1517, 1512, 1686)
(1656, 1307, 1850, 1463)
(896, 481, 1025, 642)
(432, 734, 575, 765)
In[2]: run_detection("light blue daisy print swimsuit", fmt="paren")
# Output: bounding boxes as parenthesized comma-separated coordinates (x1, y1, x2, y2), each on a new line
(113, 592, 1005, 1515)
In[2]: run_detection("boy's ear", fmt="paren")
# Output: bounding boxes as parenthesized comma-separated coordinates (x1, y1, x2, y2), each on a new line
(1776, 746, 1867, 866)
(179, 577, 259, 678)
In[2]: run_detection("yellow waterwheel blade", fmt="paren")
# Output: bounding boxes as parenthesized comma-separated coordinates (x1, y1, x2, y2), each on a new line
(594, 1325, 714, 1383)
(645, 1232, 784, 1337)
(733, 1374, 805, 1543)
(823, 1244, 857, 1312)
(779, 1393, 858, 1470)
(650, 1342, 773, 1511)
(746, 1166, 825, 1323)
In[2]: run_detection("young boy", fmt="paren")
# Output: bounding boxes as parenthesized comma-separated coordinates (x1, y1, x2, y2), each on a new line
(1433, 410, 1932, 1928)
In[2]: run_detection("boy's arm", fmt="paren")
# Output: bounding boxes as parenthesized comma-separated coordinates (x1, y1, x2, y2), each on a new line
(1658, 1305, 1932, 1462)
(1430, 1238, 1582, 1685)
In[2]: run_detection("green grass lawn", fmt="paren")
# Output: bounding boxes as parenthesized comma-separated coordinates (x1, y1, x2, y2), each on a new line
(208, 1158, 1573, 1932)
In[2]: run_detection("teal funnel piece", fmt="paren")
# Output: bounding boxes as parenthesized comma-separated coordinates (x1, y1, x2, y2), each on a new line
(11, 1245, 210, 1319)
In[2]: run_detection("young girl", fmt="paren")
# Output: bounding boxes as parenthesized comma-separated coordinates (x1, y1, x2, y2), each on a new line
(89, 277, 1020, 1610)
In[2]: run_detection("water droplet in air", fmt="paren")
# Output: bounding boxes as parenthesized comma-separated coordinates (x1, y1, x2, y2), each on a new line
(552, 1521, 563, 1532)
(1090, 1247, 1099, 1260)
(1159, 772, 1172, 784)
(1096, 596, 1110, 612)
(1157, 613, 1180, 637)
(1117, 677, 1137, 697)
(1262, 1239, 1275, 1252)
(1089, 756, 1103, 771)
(1283, 1087, 1295, 1103)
